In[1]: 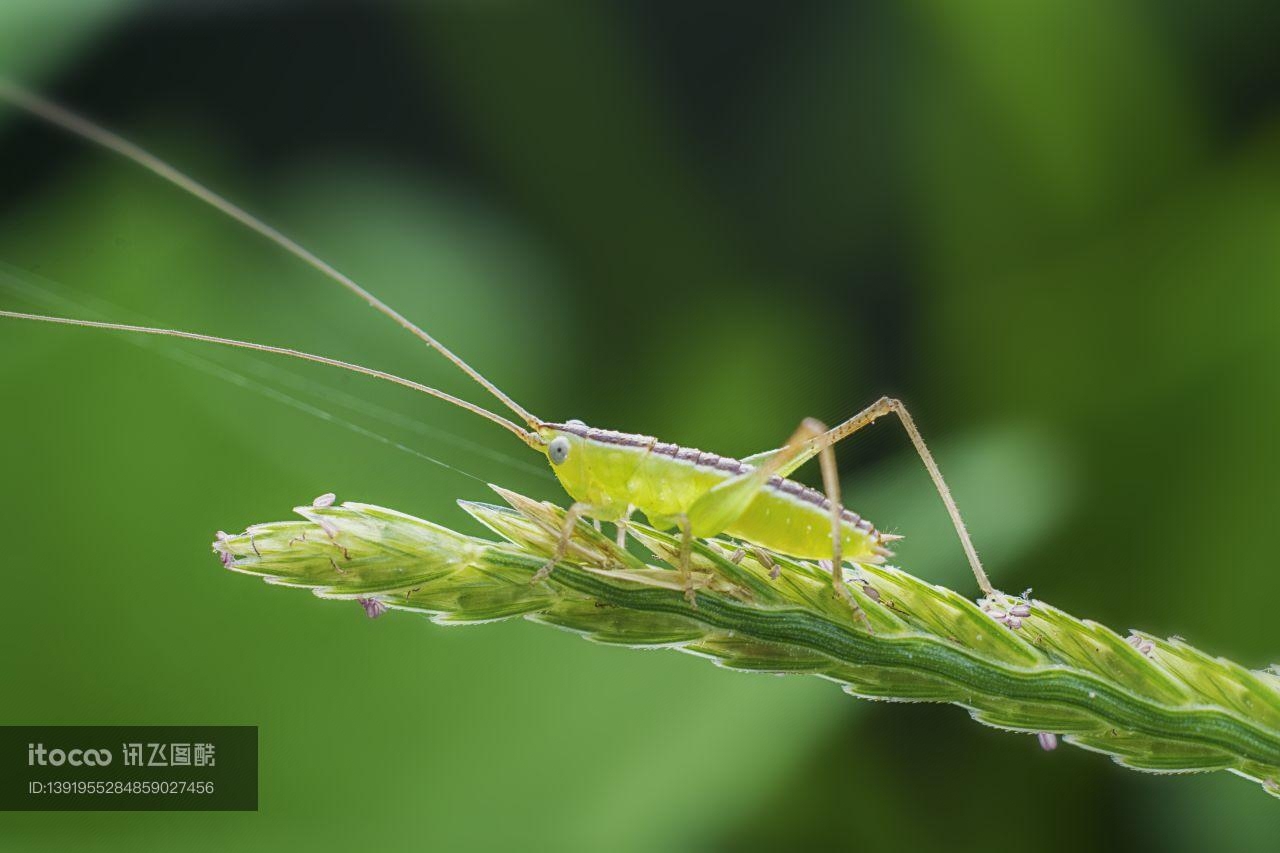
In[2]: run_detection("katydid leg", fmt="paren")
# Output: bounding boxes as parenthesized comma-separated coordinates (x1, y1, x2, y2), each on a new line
(763, 397, 992, 596)
(811, 418, 867, 623)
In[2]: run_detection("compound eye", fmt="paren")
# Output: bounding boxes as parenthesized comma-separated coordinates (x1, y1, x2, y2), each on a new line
(548, 436, 571, 465)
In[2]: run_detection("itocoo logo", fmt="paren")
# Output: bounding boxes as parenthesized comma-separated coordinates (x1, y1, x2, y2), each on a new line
(27, 743, 113, 767)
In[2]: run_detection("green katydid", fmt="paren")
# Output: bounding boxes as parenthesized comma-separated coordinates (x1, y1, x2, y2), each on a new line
(0, 82, 994, 616)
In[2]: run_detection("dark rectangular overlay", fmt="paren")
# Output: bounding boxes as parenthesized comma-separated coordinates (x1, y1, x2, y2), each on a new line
(0, 726, 257, 811)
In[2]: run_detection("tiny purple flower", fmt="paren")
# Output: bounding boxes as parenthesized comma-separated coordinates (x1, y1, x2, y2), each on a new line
(215, 531, 234, 567)
(313, 492, 337, 508)
(1038, 732, 1058, 751)
(357, 597, 387, 619)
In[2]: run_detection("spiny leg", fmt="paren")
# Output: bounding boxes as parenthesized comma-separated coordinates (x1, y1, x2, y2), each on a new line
(532, 501, 593, 584)
(804, 397, 993, 596)
(809, 417, 867, 625)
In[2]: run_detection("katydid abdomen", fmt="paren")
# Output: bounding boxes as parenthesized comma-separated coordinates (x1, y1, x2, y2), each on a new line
(725, 481, 886, 562)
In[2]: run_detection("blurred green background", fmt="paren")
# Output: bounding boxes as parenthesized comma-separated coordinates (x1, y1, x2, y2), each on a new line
(2, 2, 1278, 849)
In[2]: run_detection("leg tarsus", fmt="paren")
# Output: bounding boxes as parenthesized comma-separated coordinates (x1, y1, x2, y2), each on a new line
(833, 579, 871, 631)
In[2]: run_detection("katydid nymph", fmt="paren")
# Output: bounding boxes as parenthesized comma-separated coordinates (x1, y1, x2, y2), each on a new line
(0, 82, 995, 618)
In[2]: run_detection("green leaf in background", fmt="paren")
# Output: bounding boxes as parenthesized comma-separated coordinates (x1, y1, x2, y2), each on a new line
(0, 1, 138, 84)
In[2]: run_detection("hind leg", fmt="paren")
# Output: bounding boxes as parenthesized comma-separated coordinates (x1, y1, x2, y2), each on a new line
(744, 398, 992, 596)
(810, 419, 867, 624)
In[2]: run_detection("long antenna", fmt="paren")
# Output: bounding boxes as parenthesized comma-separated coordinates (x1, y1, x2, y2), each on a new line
(0, 309, 541, 448)
(0, 80, 541, 429)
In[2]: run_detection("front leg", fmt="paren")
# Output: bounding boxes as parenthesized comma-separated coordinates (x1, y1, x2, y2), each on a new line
(531, 502, 596, 584)
(647, 512, 699, 605)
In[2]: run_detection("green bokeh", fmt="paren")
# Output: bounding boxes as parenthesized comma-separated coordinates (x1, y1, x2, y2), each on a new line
(1, 2, 1278, 850)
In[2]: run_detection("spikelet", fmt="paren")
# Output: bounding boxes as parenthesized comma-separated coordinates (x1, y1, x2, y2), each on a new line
(214, 487, 1280, 797)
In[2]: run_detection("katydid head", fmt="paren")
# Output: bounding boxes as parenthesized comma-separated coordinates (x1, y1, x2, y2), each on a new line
(535, 420, 592, 499)
(536, 421, 585, 463)
(535, 420, 656, 511)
